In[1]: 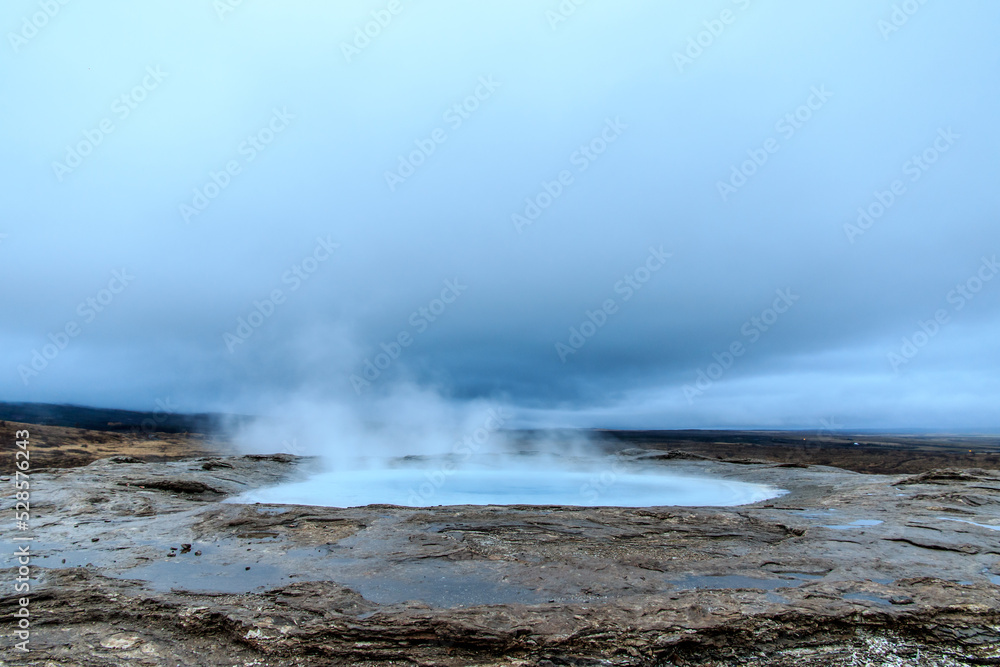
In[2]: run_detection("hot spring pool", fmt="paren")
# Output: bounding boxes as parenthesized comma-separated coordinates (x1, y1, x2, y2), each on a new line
(227, 467, 784, 508)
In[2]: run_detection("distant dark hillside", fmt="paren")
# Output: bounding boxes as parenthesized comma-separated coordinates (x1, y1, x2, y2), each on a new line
(0, 402, 247, 434)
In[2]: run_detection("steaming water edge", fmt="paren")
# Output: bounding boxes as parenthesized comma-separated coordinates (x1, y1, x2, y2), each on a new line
(227, 460, 785, 508)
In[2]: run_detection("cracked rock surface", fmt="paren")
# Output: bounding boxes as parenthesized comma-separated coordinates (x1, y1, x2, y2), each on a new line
(2, 452, 999, 666)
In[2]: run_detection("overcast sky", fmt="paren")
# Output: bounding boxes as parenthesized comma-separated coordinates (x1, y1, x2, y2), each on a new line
(2, 1, 999, 431)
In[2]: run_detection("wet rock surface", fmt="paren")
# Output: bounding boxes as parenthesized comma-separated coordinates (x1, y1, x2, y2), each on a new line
(2, 453, 1000, 666)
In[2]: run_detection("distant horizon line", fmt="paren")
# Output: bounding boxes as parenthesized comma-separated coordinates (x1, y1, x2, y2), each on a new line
(1, 400, 997, 437)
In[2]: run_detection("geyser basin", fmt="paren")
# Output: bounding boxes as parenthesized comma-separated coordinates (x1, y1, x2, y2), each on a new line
(228, 465, 784, 508)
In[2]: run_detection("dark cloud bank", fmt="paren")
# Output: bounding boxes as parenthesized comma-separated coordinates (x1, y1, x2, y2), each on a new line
(2, 1, 999, 434)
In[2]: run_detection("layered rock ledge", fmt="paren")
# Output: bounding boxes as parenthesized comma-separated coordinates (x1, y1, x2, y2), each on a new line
(2, 452, 999, 666)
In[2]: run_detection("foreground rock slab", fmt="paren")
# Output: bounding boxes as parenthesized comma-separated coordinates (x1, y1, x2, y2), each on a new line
(2, 453, 999, 666)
